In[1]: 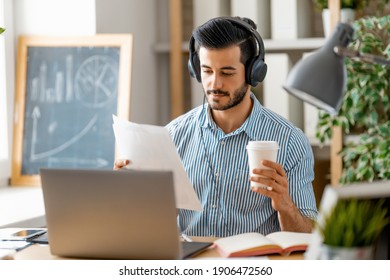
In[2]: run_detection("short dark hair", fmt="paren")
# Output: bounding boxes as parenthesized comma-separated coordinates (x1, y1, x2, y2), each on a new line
(192, 17, 257, 67)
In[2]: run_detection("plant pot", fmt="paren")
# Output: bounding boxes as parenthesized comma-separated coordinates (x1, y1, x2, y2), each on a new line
(322, 8, 355, 37)
(320, 244, 374, 260)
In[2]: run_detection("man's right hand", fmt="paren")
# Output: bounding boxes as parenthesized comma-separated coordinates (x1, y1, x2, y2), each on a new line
(113, 159, 130, 170)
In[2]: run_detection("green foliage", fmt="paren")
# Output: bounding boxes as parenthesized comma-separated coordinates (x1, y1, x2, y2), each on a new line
(315, 15, 390, 185)
(339, 123, 390, 184)
(318, 199, 389, 247)
(0, 27, 4, 34)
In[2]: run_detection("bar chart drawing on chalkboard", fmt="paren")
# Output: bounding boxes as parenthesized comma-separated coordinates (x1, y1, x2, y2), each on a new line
(12, 35, 132, 186)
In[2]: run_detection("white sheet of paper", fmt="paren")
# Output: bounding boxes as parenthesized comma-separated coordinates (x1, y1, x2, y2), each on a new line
(112, 115, 201, 211)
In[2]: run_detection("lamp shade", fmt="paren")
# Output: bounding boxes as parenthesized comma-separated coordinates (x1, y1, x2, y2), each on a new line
(283, 23, 354, 115)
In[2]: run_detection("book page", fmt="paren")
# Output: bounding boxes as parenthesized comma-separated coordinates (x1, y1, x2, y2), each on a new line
(214, 232, 280, 255)
(265, 231, 313, 250)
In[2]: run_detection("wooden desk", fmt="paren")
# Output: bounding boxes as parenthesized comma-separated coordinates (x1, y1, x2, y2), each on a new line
(11, 244, 304, 260)
(10, 236, 304, 260)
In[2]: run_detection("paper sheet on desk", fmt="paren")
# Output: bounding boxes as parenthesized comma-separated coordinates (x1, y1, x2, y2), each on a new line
(112, 115, 201, 211)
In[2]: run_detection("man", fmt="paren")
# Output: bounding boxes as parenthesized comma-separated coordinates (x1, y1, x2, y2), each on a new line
(115, 17, 317, 237)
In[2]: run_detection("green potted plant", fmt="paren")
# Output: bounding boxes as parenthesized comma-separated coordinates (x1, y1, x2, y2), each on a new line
(317, 198, 389, 259)
(315, 15, 390, 185)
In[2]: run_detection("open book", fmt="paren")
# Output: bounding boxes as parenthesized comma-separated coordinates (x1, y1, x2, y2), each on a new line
(214, 231, 313, 258)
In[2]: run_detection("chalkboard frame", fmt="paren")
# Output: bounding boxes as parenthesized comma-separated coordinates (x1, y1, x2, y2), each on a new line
(11, 34, 133, 186)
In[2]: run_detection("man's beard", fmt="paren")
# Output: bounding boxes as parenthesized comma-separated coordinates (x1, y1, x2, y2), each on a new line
(205, 83, 249, 111)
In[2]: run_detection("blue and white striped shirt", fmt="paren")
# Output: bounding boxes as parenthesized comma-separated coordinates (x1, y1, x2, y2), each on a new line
(166, 93, 318, 237)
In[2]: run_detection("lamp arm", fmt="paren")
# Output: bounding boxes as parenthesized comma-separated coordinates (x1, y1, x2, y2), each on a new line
(334, 46, 390, 66)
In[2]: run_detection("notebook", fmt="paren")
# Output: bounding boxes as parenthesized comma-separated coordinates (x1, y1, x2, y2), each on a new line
(40, 168, 196, 259)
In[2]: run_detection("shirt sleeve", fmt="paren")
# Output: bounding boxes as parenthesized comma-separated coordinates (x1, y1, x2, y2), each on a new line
(285, 129, 318, 220)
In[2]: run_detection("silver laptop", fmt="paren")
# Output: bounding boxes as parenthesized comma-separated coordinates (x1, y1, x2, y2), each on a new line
(40, 168, 181, 259)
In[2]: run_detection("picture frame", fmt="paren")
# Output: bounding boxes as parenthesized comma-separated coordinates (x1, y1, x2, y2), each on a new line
(11, 34, 133, 186)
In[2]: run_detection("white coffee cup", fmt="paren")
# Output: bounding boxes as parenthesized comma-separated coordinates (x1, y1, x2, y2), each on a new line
(246, 141, 279, 189)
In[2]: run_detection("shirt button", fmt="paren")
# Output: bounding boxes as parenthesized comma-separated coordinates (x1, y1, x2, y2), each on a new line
(213, 204, 217, 209)
(221, 141, 225, 145)
(215, 172, 219, 177)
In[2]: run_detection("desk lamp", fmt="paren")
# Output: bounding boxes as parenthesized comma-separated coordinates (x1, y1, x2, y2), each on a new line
(283, 22, 390, 115)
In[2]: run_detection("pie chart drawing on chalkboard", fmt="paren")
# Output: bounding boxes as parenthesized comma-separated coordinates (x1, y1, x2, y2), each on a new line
(12, 35, 133, 186)
(74, 55, 119, 108)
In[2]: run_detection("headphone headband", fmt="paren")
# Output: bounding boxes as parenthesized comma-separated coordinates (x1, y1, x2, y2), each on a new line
(188, 17, 267, 86)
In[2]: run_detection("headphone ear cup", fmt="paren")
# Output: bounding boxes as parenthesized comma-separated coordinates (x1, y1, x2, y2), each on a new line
(248, 58, 267, 87)
(188, 59, 196, 79)
(188, 52, 201, 83)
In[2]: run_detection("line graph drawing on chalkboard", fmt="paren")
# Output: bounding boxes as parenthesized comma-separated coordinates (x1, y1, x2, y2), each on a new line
(29, 107, 98, 162)
(12, 35, 133, 186)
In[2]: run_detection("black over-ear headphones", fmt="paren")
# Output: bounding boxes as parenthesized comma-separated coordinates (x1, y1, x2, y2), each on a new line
(188, 17, 267, 87)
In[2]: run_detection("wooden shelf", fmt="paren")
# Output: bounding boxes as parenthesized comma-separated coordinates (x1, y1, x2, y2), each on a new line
(264, 38, 325, 52)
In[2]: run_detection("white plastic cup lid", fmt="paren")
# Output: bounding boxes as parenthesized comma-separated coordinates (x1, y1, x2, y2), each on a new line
(246, 141, 279, 150)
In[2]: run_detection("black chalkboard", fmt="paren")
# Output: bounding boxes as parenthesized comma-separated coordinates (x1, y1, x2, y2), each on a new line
(12, 35, 132, 185)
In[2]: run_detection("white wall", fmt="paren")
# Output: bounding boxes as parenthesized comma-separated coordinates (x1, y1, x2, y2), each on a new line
(13, 0, 96, 37)
(0, 0, 13, 186)
(95, 0, 159, 125)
